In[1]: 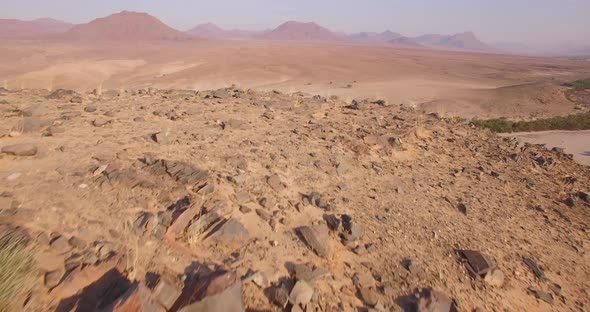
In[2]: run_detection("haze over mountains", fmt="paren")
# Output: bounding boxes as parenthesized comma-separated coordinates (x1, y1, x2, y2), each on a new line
(0, 10, 581, 54)
(0, 18, 72, 38)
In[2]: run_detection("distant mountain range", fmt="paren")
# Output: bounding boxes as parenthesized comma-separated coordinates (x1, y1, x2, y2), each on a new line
(4, 11, 581, 55)
(0, 18, 73, 38)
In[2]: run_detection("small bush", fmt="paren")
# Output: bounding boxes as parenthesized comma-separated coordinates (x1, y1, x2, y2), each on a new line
(472, 112, 590, 133)
(0, 230, 35, 312)
(563, 78, 590, 90)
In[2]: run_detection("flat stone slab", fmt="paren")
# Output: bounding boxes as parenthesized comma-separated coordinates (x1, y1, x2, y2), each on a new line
(1, 143, 37, 156)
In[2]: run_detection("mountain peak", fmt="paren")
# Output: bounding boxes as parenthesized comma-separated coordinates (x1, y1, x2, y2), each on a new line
(63, 11, 189, 41)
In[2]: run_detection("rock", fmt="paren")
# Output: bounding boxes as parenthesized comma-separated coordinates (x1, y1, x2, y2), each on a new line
(483, 268, 505, 287)
(417, 289, 454, 312)
(61, 111, 81, 120)
(403, 259, 424, 277)
(262, 111, 274, 119)
(50, 236, 72, 253)
(132, 212, 153, 236)
(293, 263, 328, 284)
(271, 285, 290, 308)
(289, 280, 314, 307)
(239, 205, 252, 214)
(564, 197, 575, 207)
(297, 224, 331, 258)
(529, 289, 553, 304)
(92, 118, 111, 127)
(256, 209, 271, 221)
(323, 214, 341, 231)
(1, 144, 37, 156)
(259, 197, 276, 209)
(243, 272, 268, 288)
(358, 287, 379, 307)
(209, 218, 250, 250)
(166, 204, 201, 239)
(308, 192, 329, 209)
(267, 174, 285, 192)
(178, 272, 244, 312)
(150, 132, 168, 144)
(460, 250, 495, 276)
(153, 279, 182, 310)
(70, 96, 83, 103)
(212, 89, 230, 99)
(578, 191, 589, 203)
(342, 215, 362, 242)
(523, 257, 545, 280)
(45, 125, 65, 136)
(47, 89, 79, 100)
(68, 236, 87, 249)
(44, 270, 63, 289)
(84, 105, 97, 112)
(458, 203, 468, 215)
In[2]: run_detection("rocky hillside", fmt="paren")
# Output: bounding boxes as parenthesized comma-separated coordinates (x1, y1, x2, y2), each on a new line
(0, 86, 588, 311)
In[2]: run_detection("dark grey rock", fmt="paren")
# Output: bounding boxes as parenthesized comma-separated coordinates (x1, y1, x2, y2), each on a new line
(1, 144, 37, 156)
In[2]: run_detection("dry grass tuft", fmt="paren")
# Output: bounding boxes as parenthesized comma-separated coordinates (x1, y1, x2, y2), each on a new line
(0, 229, 35, 312)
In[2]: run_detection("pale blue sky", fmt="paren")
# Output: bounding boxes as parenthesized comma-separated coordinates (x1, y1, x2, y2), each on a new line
(2, 0, 589, 48)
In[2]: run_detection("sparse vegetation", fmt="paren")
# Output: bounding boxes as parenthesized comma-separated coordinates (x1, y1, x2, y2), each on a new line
(0, 230, 35, 312)
(563, 78, 590, 91)
(472, 112, 590, 133)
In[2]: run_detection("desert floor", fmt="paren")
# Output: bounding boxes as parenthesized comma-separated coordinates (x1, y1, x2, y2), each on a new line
(1, 39, 590, 119)
(505, 130, 590, 166)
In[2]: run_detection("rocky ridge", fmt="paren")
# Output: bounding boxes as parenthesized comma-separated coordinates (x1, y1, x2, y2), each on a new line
(0, 86, 589, 311)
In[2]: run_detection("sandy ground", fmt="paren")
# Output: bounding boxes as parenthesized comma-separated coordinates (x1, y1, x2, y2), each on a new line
(505, 130, 590, 166)
(1, 39, 589, 118)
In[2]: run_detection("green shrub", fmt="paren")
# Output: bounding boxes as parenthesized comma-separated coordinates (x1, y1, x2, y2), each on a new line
(472, 112, 590, 133)
(563, 78, 590, 90)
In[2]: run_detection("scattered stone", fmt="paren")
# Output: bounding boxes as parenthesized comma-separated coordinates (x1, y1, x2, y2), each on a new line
(417, 288, 454, 312)
(289, 280, 314, 308)
(178, 272, 244, 312)
(297, 224, 331, 258)
(70, 96, 83, 103)
(308, 192, 329, 209)
(208, 218, 250, 250)
(271, 285, 290, 308)
(342, 215, 362, 242)
(92, 118, 111, 127)
(549, 283, 562, 296)
(460, 250, 495, 276)
(132, 212, 153, 236)
(255, 209, 271, 221)
(262, 111, 274, 119)
(47, 89, 79, 100)
(44, 270, 63, 289)
(50, 236, 72, 253)
(523, 257, 545, 280)
(483, 268, 505, 287)
(68, 236, 87, 249)
(239, 205, 252, 214)
(153, 279, 182, 311)
(1, 144, 37, 156)
(267, 174, 285, 192)
(84, 105, 97, 112)
(578, 191, 589, 203)
(358, 286, 379, 307)
(243, 272, 269, 288)
(564, 197, 575, 207)
(323, 214, 341, 231)
(458, 202, 468, 215)
(529, 289, 553, 304)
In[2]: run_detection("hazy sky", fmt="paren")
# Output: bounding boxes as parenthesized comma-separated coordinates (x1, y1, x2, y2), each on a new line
(2, 0, 589, 48)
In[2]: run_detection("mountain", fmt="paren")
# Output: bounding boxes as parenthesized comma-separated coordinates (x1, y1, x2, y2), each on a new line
(257, 21, 345, 41)
(0, 18, 73, 38)
(348, 30, 403, 43)
(63, 11, 189, 41)
(388, 36, 424, 48)
(186, 23, 259, 39)
(414, 32, 493, 52)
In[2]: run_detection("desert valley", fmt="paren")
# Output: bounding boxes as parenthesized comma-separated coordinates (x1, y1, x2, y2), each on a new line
(0, 9, 589, 312)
